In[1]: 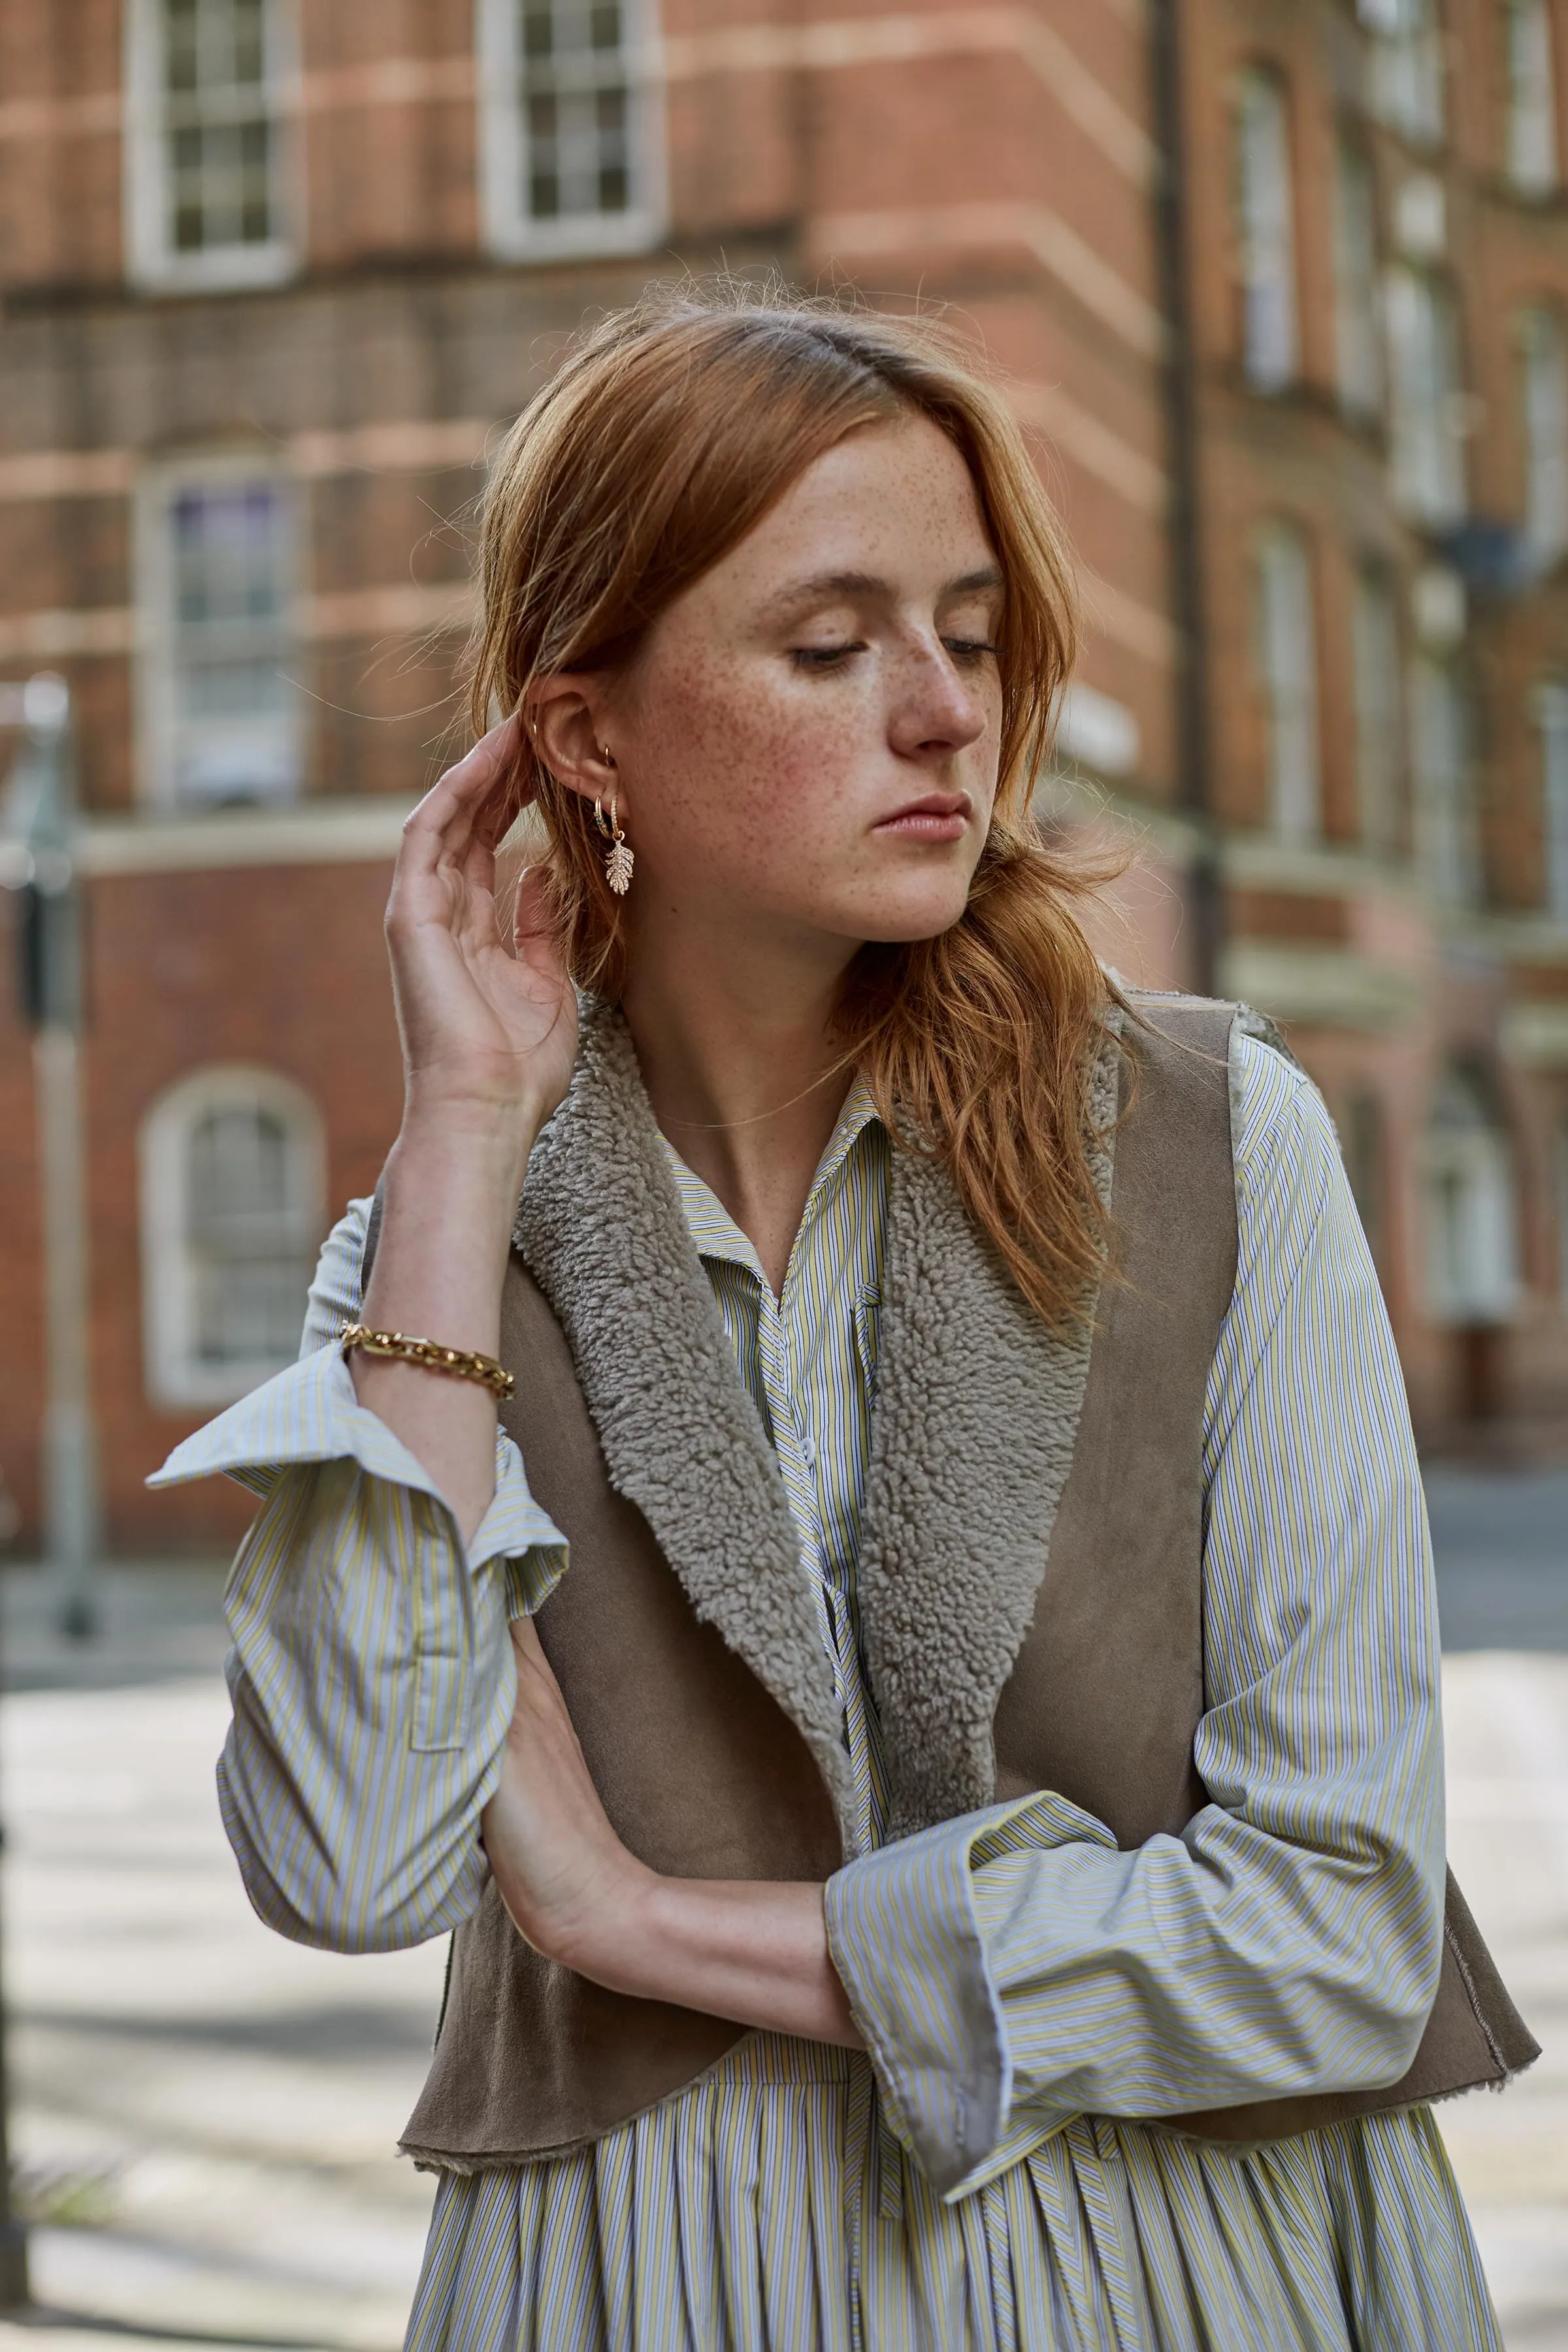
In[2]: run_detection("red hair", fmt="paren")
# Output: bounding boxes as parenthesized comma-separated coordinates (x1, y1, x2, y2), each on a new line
(470, 284, 1113, 1329)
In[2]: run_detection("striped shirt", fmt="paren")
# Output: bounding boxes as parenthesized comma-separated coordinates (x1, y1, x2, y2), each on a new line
(154, 1030, 1502, 2350)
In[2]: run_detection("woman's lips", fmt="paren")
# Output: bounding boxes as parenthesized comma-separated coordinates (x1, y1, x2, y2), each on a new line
(873, 794, 972, 842)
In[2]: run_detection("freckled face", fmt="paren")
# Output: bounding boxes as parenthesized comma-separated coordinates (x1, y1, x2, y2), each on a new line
(606, 414, 1005, 949)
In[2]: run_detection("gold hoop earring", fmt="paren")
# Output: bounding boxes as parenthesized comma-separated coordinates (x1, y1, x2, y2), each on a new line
(594, 796, 634, 896)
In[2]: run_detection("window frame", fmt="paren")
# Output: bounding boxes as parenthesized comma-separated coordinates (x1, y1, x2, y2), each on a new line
(1332, 131, 1384, 419)
(1536, 676, 1568, 919)
(123, 0, 297, 292)
(1385, 263, 1468, 526)
(1252, 518, 1322, 843)
(1364, 0, 1446, 148)
(1350, 558, 1405, 855)
(139, 1064, 325, 1409)
(132, 449, 304, 812)
(476, 0, 667, 263)
(1503, 0, 1559, 195)
(1518, 302, 1568, 568)
(1233, 65, 1301, 395)
(1411, 651, 1481, 906)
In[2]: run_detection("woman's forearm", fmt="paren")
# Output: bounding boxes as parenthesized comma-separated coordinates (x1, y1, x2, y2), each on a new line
(547, 1867, 865, 2050)
(353, 1102, 541, 1544)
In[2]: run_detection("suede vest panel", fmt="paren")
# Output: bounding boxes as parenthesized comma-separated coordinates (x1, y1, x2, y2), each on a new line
(396, 999, 1536, 2172)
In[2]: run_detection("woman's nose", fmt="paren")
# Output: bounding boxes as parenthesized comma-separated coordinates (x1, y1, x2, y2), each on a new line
(887, 638, 989, 757)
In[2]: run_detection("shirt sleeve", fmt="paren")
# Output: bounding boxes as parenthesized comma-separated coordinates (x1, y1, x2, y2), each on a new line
(149, 1196, 569, 1954)
(825, 1030, 1446, 2200)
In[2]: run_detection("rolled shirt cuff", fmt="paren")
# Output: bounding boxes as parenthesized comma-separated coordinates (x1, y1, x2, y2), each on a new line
(148, 1340, 568, 1595)
(825, 1788, 1118, 2200)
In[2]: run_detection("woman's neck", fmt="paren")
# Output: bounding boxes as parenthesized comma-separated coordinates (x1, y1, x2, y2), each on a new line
(621, 929, 858, 1298)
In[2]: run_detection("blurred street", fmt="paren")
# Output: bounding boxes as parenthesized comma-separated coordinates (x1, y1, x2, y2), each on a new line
(0, 1473, 1557, 2351)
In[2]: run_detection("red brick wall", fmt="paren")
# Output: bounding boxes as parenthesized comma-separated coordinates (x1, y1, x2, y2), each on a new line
(54, 860, 400, 1550)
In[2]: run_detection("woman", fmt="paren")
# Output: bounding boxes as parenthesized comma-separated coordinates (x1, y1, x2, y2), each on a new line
(156, 289, 1529, 2350)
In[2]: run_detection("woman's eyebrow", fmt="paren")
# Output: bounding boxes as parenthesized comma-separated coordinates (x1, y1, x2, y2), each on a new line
(759, 564, 1004, 622)
(759, 570, 888, 621)
(941, 566, 1005, 598)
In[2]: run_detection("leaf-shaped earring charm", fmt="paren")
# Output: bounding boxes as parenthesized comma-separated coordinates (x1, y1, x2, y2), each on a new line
(595, 796, 634, 896)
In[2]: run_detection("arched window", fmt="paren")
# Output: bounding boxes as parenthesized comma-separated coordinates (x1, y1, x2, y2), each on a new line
(1537, 677, 1568, 917)
(1333, 134, 1383, 418)
(1252, 522, 1320, 840)
(1411, 655, 1479, 903)
(1363, 0, 1445, 145)
(1505, 0, 1558, 193)
(1351, 559, 1403, 852)
(1386, 267, 1467, 525)
(140, 1067, 324, 1407)
(1518, 305, 1568, 568)
(1234, 69, 1299, 392)
(1422, 1064, 1520, 1324)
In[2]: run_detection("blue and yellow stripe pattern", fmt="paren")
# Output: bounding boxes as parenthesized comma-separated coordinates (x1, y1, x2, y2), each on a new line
(152, 1032, 1503, 2349)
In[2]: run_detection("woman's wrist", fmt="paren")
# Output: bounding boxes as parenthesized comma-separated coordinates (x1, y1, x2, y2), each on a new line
(396, 1089, 549, 1183)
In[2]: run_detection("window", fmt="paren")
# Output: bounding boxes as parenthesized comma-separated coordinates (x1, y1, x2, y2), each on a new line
(135, 459, 301, 808)
(1519, 305, 1568, 568)
(1411, 655, 1479, 902)
(140, 1068, 323, 1407)
(1234, 69, 1299, 392)
(1505, 0, 1558, 193)
(1253, 523, 1320, 840)
(1386, 267, 1467, 524)
(478, 0, 664, 259)
(1352, 562, 1403, 853)
(1363, 0, 1445, 146)
(1537, 678, 1568, 917)
(125, 0, 293, 289)
(1422, 1064, 1519, 1324)
(1333, 135, 1383, 418)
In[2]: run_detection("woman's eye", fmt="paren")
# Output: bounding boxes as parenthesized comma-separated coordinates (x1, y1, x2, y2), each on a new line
(944, 637, 998, 664)
(791, 642, 864, 670)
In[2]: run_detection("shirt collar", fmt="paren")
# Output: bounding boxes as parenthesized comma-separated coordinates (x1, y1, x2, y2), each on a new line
(661, 1077, 881, 1277)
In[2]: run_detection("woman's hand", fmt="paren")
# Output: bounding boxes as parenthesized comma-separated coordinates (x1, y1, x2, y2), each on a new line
(351, 719, 578, 1544)
(482, 1618, 864, 2051)
(386, 715, 579, 1142)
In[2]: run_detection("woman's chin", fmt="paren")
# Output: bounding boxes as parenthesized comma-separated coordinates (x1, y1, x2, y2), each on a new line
(836, 885, 975, 947)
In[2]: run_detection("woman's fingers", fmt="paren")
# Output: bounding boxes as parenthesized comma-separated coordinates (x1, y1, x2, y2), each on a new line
(402, 716, 531, 875)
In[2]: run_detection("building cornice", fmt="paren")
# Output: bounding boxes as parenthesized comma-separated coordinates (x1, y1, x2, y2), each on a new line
(0, 796, 417, 887)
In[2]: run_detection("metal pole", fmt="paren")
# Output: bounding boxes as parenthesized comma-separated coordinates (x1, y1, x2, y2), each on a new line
(1148, 0, 1225, 999)
(5, 675, 100, 1640)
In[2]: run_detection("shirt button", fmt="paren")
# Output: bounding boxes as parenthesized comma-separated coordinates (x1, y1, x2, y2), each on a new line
(800, 1434, 817, 1470)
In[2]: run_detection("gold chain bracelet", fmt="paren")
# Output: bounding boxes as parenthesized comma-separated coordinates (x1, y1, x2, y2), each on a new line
(340, 1323, 515, 1402)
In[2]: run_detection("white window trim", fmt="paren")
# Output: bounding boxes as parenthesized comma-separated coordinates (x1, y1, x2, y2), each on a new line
(1333, 134, 1384, 419)
(123, 0, 299, 292)
(476, 0, 667, 261)
(1234, 66, 1301, 394)
(1253, 520, 1322, 843)
(1505, 0, 1558, 195)
(132, 448, 302, 812)
(140, 1064, 325, 1409)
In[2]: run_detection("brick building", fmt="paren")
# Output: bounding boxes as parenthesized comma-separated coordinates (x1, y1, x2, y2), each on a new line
(0, 0, 1565, 1558)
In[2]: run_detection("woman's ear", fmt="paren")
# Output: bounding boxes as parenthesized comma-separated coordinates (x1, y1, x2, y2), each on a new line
(529, 680, 621, 807)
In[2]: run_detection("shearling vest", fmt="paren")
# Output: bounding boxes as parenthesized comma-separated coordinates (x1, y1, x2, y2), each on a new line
(381, 994, 1535, 2175)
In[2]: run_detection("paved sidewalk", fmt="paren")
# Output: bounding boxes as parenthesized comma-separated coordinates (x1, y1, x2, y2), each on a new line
(0, 1565, 444, 2351)
(0, 1516, 1559, 2349)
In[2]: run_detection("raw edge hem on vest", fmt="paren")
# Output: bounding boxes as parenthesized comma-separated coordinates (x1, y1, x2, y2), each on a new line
(397, 2024, 766, 2176)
